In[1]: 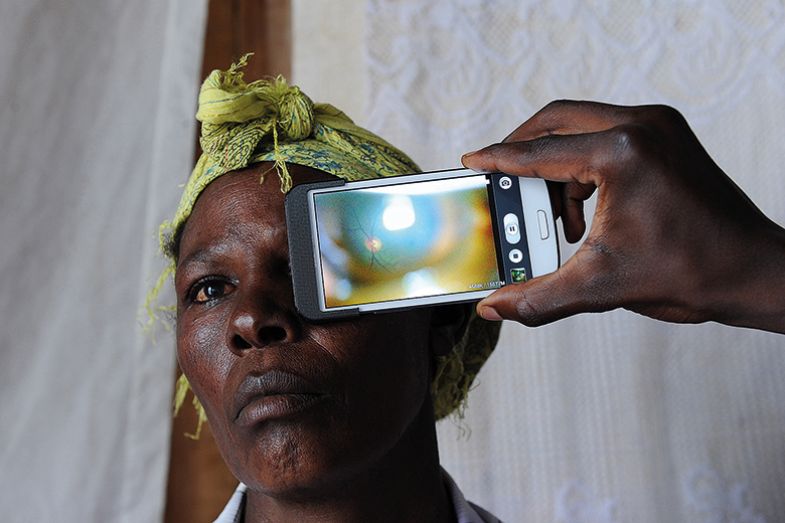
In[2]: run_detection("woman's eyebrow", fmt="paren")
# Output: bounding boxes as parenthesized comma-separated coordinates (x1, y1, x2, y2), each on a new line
(178, 250, 208, 271)
(178, 245, 227, 270)
(178, 226, 247, 270)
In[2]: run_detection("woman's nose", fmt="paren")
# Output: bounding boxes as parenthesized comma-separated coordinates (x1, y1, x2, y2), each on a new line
(228, 298, 300, 352)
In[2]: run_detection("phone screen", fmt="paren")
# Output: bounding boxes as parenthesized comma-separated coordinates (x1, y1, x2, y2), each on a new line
(313, 174, 503, 307)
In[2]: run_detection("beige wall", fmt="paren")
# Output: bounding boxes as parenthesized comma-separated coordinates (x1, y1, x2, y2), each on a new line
(292, 0, 367, 125)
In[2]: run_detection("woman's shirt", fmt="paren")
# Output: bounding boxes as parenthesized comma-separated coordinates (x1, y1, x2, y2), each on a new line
(213, 468, 502, 523)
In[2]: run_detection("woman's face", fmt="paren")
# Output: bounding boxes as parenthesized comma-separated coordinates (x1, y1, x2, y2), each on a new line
(175, 165, 438, 495)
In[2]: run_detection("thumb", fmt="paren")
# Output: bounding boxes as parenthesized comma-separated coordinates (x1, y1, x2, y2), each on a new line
(476, 256, 611, 326)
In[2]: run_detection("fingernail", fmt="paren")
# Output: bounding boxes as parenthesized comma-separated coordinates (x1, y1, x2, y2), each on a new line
(478, 305, 503, 321)
(461, 151, 482, 167)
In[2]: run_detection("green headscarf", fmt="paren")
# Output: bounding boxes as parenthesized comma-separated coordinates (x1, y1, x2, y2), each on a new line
(152, 54, 501, 438)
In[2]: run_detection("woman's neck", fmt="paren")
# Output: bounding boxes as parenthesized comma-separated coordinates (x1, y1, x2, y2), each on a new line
(243, 403, 454, 523)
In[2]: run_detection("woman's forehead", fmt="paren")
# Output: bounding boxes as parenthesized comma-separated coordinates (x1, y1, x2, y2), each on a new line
(179, 165, 336, 258)
(194, 170, 284, 225)
(179, 175, 278, 257)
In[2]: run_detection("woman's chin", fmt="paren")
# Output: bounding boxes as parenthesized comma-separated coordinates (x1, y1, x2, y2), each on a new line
(231, 423, 359, 496)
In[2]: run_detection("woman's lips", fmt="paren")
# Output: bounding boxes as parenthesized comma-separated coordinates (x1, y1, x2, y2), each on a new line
(232, 370, 328, 427)
(235, 393, 326, 427)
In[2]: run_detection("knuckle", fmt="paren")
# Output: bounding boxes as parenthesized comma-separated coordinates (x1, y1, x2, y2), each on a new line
(513, 289, 546, 326)
(484, 141, 506, 158)
(647, 104, 685, 127)
(543, 99, 579, 114)
(506, 139, 536, 162)
(609, 124, 654, 163)
(528, 101, 570, 131)
(527, 134, 552, 154)
(514, 301, 545, 327)
(543, 99, 566, 111)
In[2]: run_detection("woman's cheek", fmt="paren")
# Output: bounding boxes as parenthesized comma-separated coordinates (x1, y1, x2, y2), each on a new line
(177, 309, 232, 404)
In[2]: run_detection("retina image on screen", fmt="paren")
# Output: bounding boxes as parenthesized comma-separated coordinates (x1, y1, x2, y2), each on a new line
(313, 175, 501, 308)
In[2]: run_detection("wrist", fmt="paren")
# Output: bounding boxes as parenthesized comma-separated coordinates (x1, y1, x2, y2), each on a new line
(712, 221, 785, 334)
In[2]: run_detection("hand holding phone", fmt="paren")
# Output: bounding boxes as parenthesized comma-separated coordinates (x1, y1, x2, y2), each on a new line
(286, 168, 559, 320)
(462, 101, 785, 334)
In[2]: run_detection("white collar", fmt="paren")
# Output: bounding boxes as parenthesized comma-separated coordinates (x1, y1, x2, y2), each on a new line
(213, 483, 246, 523)
(213, 468, 501, 523)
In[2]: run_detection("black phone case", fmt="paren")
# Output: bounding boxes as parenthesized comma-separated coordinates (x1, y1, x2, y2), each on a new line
(285, 179, 361, 321)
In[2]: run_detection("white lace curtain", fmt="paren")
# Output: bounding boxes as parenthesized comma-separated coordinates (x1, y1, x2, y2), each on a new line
(0, 2, 207, 521)
(293, 1, 785, 521)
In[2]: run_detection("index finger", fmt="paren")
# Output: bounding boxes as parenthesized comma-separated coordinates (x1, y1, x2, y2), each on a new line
(501, 100, 638, 143)
(462, 127, 631, 186)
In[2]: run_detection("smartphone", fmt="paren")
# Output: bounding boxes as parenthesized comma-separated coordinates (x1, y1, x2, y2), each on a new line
(285, 168, 559, 321)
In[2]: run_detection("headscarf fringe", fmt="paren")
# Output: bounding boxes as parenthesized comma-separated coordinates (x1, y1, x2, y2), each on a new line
(174, 373, 207, 440)
(142, 264, 175, 337)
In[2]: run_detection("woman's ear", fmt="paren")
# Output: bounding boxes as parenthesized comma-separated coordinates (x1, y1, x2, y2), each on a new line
(428, 303, 471, 357)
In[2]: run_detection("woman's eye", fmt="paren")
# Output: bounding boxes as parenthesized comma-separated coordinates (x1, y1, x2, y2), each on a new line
(189, 279, 235, 304)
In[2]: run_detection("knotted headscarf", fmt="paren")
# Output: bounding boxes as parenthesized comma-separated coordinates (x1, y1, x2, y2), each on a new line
(150, 54, 501, 438)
